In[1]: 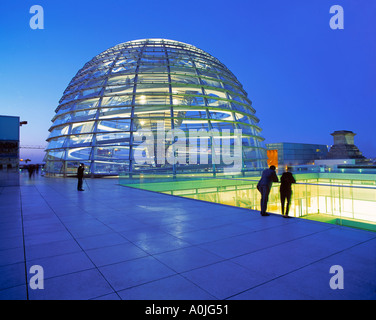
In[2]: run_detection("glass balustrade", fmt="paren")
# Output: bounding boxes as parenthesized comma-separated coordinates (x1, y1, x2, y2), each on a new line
(120, 173, 376, 232)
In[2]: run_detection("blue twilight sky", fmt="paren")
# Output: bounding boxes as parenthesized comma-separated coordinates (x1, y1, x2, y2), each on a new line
(0, 0, 375, 163)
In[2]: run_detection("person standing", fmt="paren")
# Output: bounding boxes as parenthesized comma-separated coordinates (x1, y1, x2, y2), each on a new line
(77, 163, 85, 191)
(257, 165, 279, 216)
(27, 164, 35, 179)
(280, 167, 296, 218)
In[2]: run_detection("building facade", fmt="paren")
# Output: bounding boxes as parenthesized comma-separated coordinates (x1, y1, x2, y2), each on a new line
(266, 142, 328, 168)
(0, 115, 20, 186)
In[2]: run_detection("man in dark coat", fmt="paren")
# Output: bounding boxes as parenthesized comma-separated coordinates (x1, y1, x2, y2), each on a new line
(77, 163, 85, 191)
(257, 165, 279, 216)
(280, 167, 296, 217)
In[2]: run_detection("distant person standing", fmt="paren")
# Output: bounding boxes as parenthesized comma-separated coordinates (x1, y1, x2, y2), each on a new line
(280, 167, 296, 218)
(77, 163, 85, 191)
(27, 165, 35, 179)
(257, 165, 279, 216)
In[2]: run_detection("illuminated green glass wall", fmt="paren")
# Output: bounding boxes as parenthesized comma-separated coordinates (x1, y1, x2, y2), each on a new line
(121, 173, 376, 231)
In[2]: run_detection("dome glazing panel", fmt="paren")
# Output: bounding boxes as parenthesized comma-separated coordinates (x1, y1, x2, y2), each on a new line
(45, 39, 267, 175)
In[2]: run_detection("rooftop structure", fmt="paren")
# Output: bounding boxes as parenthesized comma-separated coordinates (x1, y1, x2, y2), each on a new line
(327, 130, 366, 160)
(45, 39, 267, 176)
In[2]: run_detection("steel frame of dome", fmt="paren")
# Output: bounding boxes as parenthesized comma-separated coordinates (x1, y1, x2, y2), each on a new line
(44, 39, 267, 176)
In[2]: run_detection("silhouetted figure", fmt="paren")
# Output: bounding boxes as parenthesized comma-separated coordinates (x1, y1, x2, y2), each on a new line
(77, 163, 85, 191)
(257, 165, 279, 216)
(280, 167, 296, 218)
(28, 165, 35, 179)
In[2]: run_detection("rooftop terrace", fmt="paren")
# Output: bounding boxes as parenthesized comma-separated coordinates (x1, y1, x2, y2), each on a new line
(0, 172, 375, 300)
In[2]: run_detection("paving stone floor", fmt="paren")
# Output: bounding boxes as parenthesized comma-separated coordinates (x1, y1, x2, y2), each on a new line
(0, 173, 375, 300)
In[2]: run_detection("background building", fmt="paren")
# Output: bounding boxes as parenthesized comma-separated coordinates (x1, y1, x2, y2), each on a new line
(0, 115, 20, 186)
(44, 39, 267, 176)
(267, 131, 372, 172)
(266, 142, 328, 169)
(326, 130, 366, 161)
(315, 130, 371, 169)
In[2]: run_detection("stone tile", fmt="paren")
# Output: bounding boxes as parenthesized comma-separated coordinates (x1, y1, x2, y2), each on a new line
(133, 233, 192, 255)
(28, 269, 114, 300)
(26, 251, 95, 280)
(24, 230, 73, 247)
(25, 239, 83, 261)
(118, 275, 216, 300)
(0, 247, 25, 267)
(154, 246, 224, 273)
(85, 242, 148, 267)
(99, 256, 176, 291)
(0, 263, 26, 290)
(76, 233, 129, 251)
(0, 285, 27, 300)
(182, 260, 270, 299)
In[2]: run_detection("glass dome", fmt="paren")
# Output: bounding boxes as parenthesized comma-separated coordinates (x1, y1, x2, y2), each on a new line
(45, 39, 267, 176)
